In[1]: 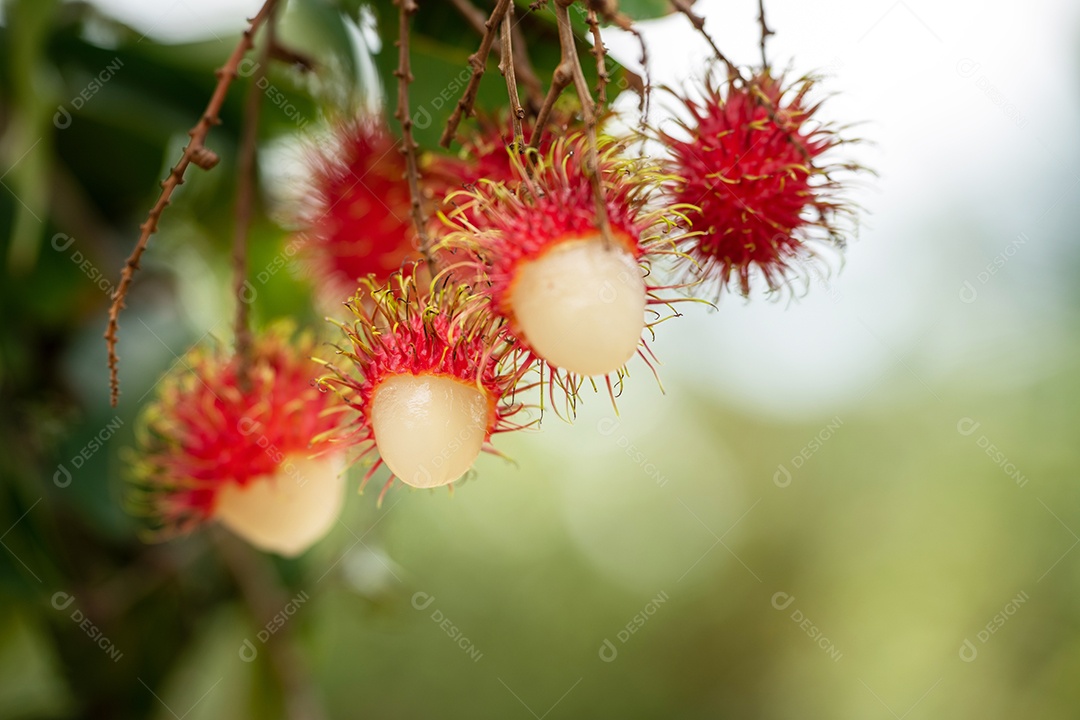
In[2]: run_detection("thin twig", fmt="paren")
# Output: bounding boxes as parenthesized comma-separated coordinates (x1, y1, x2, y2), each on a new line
(527, 55, 572, 149)
(757, 0, 773, 67)
(215, 531, 326, 720)
(394, 0, 435, 274)
(233, 3, 277, 387)
(587, 2, 650, 128)
(105, 0, 278, 407)
(499, 7, 525, 151)
(510, 23, 545, 114)
(553, 0, 613, 247)
(585, 8, 608, 108)
(439, 0, 514, 148)
(447, 0, 543, 114)
(669, 0, 741, 81)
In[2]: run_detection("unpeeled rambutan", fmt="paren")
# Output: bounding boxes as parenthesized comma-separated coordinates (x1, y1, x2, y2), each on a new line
(294, 118, 420, 303)
(664, 69, 857, 296)
(440, 134, 677, 381)
(319, 272, 534, 496)
(129, 326, 348, 557)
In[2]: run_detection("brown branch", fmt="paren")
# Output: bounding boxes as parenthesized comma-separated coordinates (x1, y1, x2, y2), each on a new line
(439, 0, 514, 148)
(215, 531, 326, 720)
(553, 0, 613, 248)
(756, 0, 773, 67)
(233, 2, 277, 386)
(105, 0, 278, 407)
(510, 24, 545, 115)
(448, 0, 544, 115)
(394, 0, 435, 274)
(588, 2, 650, 127)
(585, 9, 608, 107)
(669, 0, 741, 81)
(499, 7, 525, 152)
(527, 57, 572, 149)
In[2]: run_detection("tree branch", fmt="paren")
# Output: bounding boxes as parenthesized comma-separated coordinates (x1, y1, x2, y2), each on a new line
(585, 8, 608, 108)
(552, 0, 613, 248)
(233, 3, 277, 387)
(757, 0, 774, 67)
(439, 0, 514, 148)
(499, 7, 525, 152)
(446, 0, 543, 114)
(669, 0, 741, 81)
(105, 0, 278, 407)
(394, 0, 435, 274)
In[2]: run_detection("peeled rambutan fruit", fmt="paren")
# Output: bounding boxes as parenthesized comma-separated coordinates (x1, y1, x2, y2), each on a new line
(440, 134, 674, 380)
(129, 326, 348, 557)
(319, 272, 534, 496)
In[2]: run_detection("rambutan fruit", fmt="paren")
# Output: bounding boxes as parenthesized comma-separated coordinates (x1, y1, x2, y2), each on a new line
(440, 134, 677, 381)
(293, 118, 420, 304)
(129, 326, 348, 557)
(663, 69, 858, 297)
(318, 272, 534, 496)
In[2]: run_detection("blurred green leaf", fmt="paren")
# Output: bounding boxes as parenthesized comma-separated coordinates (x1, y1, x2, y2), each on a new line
(0, 608, 73, 719)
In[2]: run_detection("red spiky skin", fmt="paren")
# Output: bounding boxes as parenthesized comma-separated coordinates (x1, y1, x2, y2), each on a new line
(440, 135, 655, 329)
(296, 119, 420, 301)
(319, 274, 535, 488)
(131, 327, 344, 535)
(665, 71, 850, 296)
(424, 112, 565, 199)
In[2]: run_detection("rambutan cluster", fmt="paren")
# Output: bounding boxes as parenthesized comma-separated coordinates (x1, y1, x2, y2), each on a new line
(122, 6, 866, 556)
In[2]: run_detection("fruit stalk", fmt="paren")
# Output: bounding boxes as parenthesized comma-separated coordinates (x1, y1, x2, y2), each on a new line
(105, 0, 279, 406)
(393, 0, 435, 273)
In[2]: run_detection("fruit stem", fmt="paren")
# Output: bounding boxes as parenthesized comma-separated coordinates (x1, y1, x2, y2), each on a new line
(669, 0, 742, 82)
(498, 7, 525, 153)
(757, 0, 774, 68)
(105, 0, 279, 407)
(448, 0, 544, 114)
(439, 0, 514, 148)
(232, 0, 277, 389)
(393, 0, 436, 275)
(548, 0, 615, 249)
(585, 8, 608, 108)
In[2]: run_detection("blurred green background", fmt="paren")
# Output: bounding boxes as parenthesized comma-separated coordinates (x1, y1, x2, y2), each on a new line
(2, 0, 1079, 718)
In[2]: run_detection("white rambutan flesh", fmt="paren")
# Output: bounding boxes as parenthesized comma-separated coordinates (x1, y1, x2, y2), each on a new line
(214, 453, 347, 557)
(509, 234, 646, 376)
(371, 373, 490, 489)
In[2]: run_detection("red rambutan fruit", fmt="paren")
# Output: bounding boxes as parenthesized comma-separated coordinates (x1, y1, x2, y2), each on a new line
(318, 272, 535, 496)
(663, 69, 858, 297)
(129, 326, 348, 556)
(440, 134, 678, 382)
(294, 118, 420, 303)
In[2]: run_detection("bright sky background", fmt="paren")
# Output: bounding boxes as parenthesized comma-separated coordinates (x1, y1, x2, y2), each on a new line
(67, 0, 1080, 420)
